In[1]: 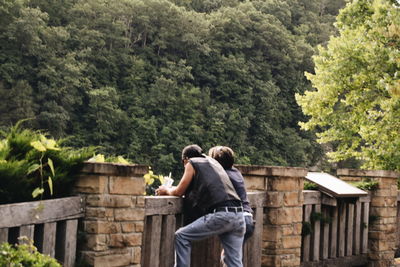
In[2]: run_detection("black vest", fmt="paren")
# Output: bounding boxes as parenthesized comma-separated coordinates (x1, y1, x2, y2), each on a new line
(184, 156, 240, 218)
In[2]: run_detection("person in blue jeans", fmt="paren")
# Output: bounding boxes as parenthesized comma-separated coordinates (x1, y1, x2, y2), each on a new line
(156, 144, 245, 267)
(209, 146, 255, 264)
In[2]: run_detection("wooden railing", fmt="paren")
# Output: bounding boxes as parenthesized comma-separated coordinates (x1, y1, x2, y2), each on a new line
(142, 191, 266, 267)
(301, 191, 370, 267)
(0, 196, 84, 267)
(397, 191, 400, 257)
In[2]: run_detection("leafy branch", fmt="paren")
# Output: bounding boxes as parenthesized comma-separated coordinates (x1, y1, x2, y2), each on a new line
(29, 135, 60, 199)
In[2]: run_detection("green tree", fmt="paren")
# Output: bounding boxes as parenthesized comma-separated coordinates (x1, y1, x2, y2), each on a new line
(0, 80, 37, 127)
(0, 0, 348, 175)
(296, 0, 400, 171)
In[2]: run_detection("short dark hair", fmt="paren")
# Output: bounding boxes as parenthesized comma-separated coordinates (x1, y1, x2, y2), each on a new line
(181, 144, 203, 160)
(208, 146, 234, 169)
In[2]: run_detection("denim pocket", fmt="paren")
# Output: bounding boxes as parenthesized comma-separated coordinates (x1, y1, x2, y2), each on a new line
(205, 212, 231, 231)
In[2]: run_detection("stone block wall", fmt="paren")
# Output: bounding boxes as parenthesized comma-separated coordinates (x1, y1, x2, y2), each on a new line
(237, 165, 308, 267)
(337, 168, 399, 267)
(74, 162, 148, 267)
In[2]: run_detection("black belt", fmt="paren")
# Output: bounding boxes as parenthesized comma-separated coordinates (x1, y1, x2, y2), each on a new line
(213, 206, 243, 213)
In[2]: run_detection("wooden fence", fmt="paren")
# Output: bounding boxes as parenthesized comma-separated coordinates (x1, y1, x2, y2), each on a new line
(2, 189, 396, 267)
(301, 191, 370, 267)
(142, 191, 265, 267)
(0, 196, 84, 267)
(397, 191, 400, 257)
(142, 190, 375, 267)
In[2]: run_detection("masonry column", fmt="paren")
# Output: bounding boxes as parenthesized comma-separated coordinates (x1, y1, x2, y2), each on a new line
(74, 162, 148, 267)
(237, 165, 307, 267)
(337, 169, 399, 267)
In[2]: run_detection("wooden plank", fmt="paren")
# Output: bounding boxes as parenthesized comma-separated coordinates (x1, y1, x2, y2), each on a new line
(209, 236, 221, 267)
(397, 204, 400, 253)
(322, 193, 337, 207)
(338, 202, 346, 257)
(306, 172, 368, 198)
(19, 225, 34, 243)
(329, 206, 338, 258)
(302, 204, 312, 262)
(251, 207, 263, 267)
(144, 215, 162, 267)
(42, 222, 57, 258)
(303, 191, 321, 205)
(56, 220, 78, 267)
(359, 195, 371, 203)
(321, 206, 329, 260)
(346, 203, 354, 256)
(0, 228, 8, 243)
(0, 197, 84, 228)
(193, 236, 221, 267)
(192, 239, 207, 267)
(312, 204, 321, 261)
(160, 215, 175, 267)
(353, 200, 361, 255)
(361, 202, 369, 254)
(145, 196, 182, 216)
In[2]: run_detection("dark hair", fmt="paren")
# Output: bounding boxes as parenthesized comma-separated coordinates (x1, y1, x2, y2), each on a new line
(181, 144, 203, 160)
(208, 146, 234, 169)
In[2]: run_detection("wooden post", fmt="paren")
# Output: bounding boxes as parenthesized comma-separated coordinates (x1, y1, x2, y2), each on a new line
(338, 169, 399, 267)
(74, 162, 148, 267)
(237, 165, 307, 267)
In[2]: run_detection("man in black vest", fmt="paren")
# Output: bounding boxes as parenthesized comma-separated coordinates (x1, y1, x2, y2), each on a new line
(156, 144, 245, 267)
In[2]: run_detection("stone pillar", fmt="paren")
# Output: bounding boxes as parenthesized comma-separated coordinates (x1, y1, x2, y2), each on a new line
(337, 169, 399, 267)
(74, 162, 148, 267)
(237, 165, 307, 267)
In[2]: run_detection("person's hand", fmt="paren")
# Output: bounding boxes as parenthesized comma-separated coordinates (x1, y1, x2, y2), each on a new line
(155, 185, 169, 196)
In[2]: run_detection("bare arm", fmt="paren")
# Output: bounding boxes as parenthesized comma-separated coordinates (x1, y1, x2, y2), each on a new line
(156, 162, 194, 197)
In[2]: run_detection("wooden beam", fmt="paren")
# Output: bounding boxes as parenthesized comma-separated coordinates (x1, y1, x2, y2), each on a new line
(346, 203, 354, 256)
(56, 220, 78, 267)
(303, 191, 321, 205)
(353, 200, 361, 255)
(42, 222, 57, 258)
(338, 202, 346, 257)
(0, 228, 8, 243)
(145, 197, 182, 216)
(160, 215, 175, 267)
(302, 204, 312, 262)
(143, 215, 162, 267)
(322, 194, 337, 207)
(0, 197, 84, 228)
(312, 204, 321, 261)
(330, 206, 338, 258)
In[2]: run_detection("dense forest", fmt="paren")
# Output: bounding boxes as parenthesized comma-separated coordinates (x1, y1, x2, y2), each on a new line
(0, 0, 347, 175)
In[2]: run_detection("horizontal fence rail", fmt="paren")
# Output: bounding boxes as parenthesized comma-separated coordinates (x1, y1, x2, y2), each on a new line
(301, 191, 370, 267)
(0, 196, 84, 267)
(142, 191, 266, 267)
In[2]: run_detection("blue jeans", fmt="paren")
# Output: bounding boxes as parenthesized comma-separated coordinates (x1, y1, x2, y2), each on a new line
(244, 214, 255, 242)
(174, 210, 245, 267)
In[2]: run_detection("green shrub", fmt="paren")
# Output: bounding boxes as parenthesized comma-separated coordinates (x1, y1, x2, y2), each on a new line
(350, 179, 379, 191)
(0, 121, 95, 204)
(0, 240, 61, 267)
(304, 181, 318, 190)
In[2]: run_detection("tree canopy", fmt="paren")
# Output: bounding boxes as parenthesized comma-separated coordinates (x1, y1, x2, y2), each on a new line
(296, 0, 400, 171)
(0, 0, 346, 175)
